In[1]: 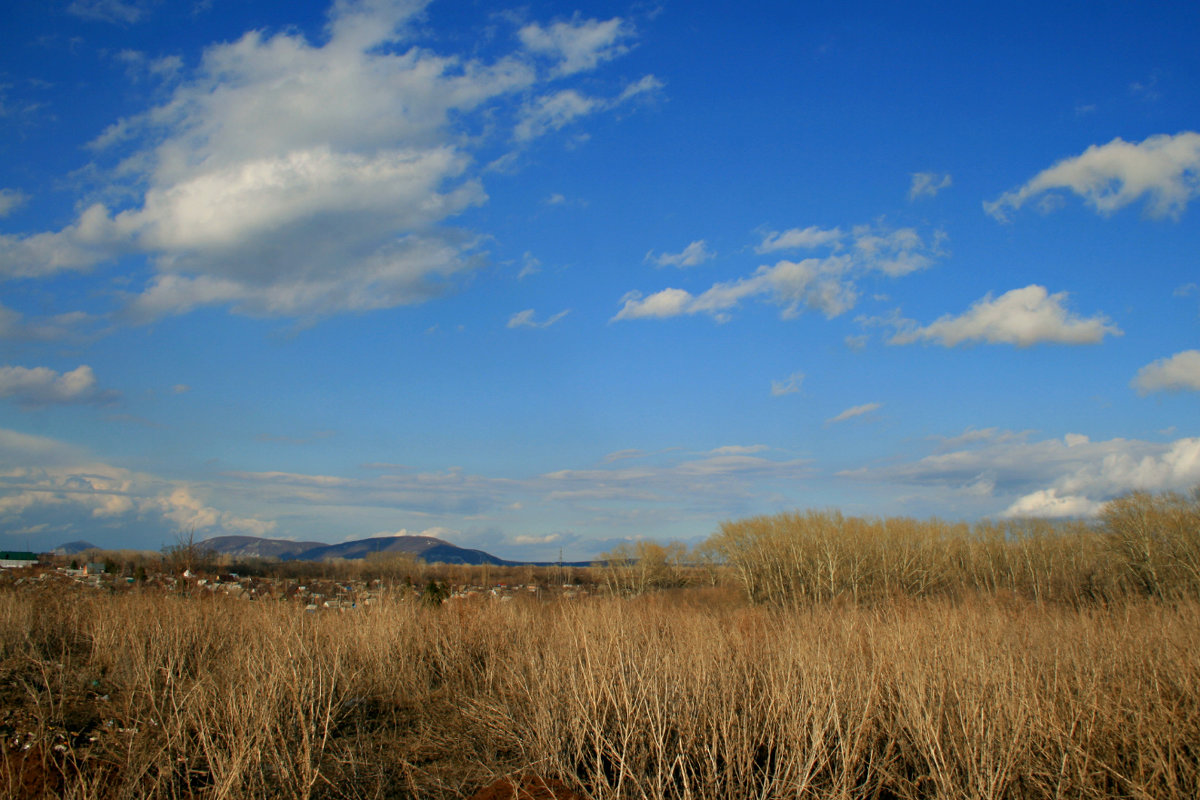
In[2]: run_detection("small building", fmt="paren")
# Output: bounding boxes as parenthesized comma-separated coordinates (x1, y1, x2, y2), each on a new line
(0, 552, 38, 569)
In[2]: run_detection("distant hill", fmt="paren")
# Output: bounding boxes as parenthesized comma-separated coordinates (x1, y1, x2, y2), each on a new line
(51, 540, 100, 555)
(201, 534, 522, 566)
(200, 535, 327, 560)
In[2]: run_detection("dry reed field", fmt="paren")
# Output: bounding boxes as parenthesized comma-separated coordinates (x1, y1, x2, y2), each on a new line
(2, 489, 1199, 800)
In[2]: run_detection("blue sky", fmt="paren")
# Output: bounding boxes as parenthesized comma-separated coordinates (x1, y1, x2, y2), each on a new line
(1, 0, 1198, 559)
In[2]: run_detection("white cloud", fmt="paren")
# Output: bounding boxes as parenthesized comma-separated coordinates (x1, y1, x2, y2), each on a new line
(1, 1, 646, 320)
(826, 402, 881, 424)
(0, 365, 115, 409)
(518, 16, 632, 76)
(756, 225, 842, 253)
(985, 132, 1200, 221)
(602, 449, 649, 464)
(1003, 436, 1200, 517)
(615, 223, 943, 323)
(908, 172, 952, 201)
(512, 532, 561, 545)
(770, 371, 804, 397)
(0, 427, 273, 545)
(514, 75, 659, 142)
(841, 429, 1200, 519)
(889, 285, 1121, 347)
(612, 287, 695, 320)
(514, 89, 598, 141)
(507, 308, 570, 329)
(1133, 350, 1200, 394)
(0, 424, 814, 553)
(0, 304, 98, 342)
(0, 189, 28, 217)
(708, 445, 769, 456)
(613, 260, 852, 322)
(0, 203, 129, 279)
(647, 240, 714, 268)
(1002, 489, 1104, 518)
(517, 252, 541, 279)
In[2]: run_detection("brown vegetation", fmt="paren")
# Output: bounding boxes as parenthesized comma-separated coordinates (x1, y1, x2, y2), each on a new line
(1, 488, 1197, 799)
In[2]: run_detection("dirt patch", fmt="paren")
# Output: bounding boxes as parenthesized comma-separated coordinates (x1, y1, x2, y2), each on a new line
(1, 745, 65, 800)
(468, 773, 588, 800)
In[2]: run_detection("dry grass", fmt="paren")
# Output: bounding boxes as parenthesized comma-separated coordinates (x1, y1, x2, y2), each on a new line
(708, 490, 1200, 607)
(2, 583, 1198, 799)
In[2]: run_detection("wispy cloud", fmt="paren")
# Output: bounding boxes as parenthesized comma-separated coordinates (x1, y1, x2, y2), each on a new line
(889, 285, 1120, 347)
(67, 0, 158, 24)
(507, 308, 570, 329)
(770, 371, 804, 397)
(985, 132, 1200, 221)
(646, 240, 714, 268)
(518, 16, 633, 76)
(755, 226, 842, 253)
(513, 75, 661, 142)
(908, 172, 952, 201)
(826, 402, 881, 425)
(615, 223, 943, 323)
(0, 189, 28, 217)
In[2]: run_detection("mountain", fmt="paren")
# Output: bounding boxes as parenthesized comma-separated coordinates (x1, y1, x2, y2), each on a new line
(51, 540, 100, 555)
(200, 535, 326, 560)
(201, 534, 518, 565)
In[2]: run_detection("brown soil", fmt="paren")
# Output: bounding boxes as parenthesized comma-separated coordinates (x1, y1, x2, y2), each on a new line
(468, 773, 588, 800)
(1, 745, 65, 800)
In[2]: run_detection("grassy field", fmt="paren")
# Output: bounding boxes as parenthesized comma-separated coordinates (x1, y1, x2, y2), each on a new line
(2, 489, 1199, 799)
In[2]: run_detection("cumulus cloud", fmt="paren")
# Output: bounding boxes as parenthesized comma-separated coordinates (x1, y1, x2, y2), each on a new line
(1, 1, 646, 320)
(0, 365, 116, 409)
(985, 132, 1200, 221)
(612, 287, 696, 320)
(841, 428, 1200, 519)
(1003, 489, 1104, 518)
(826, 402, 881, 424)
(1002, 436, 1200, 517)
(909, 172, 952, 201)
(615, 223, 943, 323)
(770, 371, 804, 397)
(507, 308, 570, 329)
(646, 240, 714, 268)
(889, 285, 1121, 347)
(1133, 350, 1200, 394)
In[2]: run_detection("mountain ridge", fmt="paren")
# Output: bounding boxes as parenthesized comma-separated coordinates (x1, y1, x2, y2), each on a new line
(199, 533, 542, 566)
